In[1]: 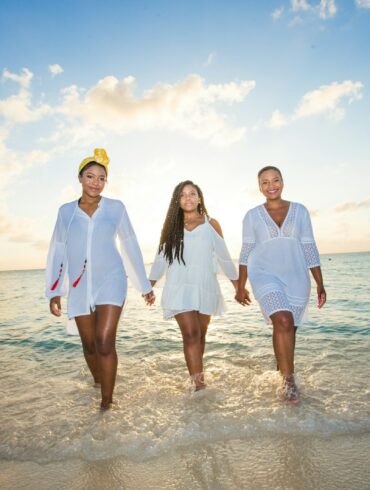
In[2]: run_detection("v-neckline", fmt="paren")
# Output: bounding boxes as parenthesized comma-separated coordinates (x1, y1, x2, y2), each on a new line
(77, 196, 103, 219)
(184, 217, 206, 233)
(262, 202, 291, 230)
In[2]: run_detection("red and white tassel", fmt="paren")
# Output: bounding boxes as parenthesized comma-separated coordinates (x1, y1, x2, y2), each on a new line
(72, 259, 87, 288)
(51, 263, 63, 291)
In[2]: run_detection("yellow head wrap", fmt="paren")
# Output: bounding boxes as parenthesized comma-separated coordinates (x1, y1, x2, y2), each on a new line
(79, 148, 110, 176)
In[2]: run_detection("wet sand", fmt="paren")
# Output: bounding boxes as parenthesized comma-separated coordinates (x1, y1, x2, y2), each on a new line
(1, 433, 369, 490)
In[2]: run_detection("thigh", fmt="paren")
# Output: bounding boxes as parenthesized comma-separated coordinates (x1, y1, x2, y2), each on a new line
(175, 311, 201, 336)
(95, 304, 123, 344)
(197, 313, 211, 335)
(75, 311, 97, 345)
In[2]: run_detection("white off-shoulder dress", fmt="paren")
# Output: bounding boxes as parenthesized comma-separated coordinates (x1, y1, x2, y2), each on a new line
(239, 202, 320, 326)
(149, 217, 238, 319)
(45, 197, 151, 321)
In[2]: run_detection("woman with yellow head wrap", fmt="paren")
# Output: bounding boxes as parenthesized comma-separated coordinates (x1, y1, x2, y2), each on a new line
(46, 149, 155, 409)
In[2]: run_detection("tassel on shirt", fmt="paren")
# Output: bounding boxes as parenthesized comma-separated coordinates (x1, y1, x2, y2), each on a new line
(72, 259, 87, 288)
(51, 263, 63, 291)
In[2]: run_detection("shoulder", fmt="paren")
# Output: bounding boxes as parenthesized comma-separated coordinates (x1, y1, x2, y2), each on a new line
(208, 217, 223, 237)
(59, 200, 77, 219)
(102, 197, 126, 213)
(292, 202, 309, 215)
(243, 204, 261, 221)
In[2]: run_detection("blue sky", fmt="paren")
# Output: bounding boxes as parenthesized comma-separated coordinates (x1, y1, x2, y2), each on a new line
(1, 0, 369, 270)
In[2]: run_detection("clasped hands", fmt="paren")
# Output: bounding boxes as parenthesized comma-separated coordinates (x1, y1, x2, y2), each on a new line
(143, 290, 156, 306)
(235, 287, 251, 306)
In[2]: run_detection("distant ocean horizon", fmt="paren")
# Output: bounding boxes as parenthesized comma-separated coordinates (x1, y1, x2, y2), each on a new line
(1, 251, 369, 489)
(1, 250, 369, 273)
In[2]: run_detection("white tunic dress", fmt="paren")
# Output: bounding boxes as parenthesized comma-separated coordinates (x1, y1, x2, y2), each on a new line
(239, 202, 320, 326)
(45, 197, 151, 319)
(149, 218, 238, 319)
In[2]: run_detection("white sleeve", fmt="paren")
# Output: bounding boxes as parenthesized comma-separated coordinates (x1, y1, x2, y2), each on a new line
(149, 251, 168, 281)
(300, 206, 321, 268)
(45, 210, 68, 298)
(239, 211, 256, 266)
(118, 205, 152, 294)
(212, 229, 238, 279)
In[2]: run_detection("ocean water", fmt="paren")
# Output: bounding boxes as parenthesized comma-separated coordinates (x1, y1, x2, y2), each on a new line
(0, 252, 369, 490)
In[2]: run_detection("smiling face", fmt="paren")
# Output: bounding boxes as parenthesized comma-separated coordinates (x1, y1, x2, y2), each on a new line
(179, 184, 200, 213)
(258, 168, 284, 201)
(79, 164, 107, 198)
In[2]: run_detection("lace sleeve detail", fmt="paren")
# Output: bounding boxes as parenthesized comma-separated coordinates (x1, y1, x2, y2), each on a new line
(301, 242, 320, 268)
(239, 242, 255, 266)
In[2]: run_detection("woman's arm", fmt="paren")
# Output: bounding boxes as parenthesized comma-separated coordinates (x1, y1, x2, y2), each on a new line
(310, 266, 326, 308)
(45, 209, 68, 316)
(117, 204, 153, 295)
(209, 218, 238, 288)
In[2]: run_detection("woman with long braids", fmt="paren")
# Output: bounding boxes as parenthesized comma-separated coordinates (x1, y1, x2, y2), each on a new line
(149, 180, 240, 390)
(46, 149, 155, 409)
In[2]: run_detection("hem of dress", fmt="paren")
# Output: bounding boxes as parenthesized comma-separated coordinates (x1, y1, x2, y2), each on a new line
(69, 301, 125, 318)
(163, 308, 226, 320)
(262, 307, 303, 328)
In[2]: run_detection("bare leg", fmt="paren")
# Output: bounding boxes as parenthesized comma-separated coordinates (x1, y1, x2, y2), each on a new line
(75, 312, 100, 384)
(271, 311, 299, 403)
(198, 313, 211, 357)
(275, 326, 297, 371)
(175, 311, 209, 389)
(95, 304, 123, 409)
(271, 311, 295, 376)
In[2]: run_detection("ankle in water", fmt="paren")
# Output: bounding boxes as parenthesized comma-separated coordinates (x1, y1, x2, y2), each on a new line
(280, 375, 300, 404)
(190, 372, 206, 391)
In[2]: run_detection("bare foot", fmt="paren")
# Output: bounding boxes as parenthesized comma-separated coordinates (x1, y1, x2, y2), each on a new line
(100, 399, 113, 410)
(191, 372, 206, 392)
(280, 375, 300, 404)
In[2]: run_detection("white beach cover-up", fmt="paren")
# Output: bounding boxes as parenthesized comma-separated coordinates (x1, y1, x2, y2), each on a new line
(45, 197, 151, 320)
(239, 202, 320, 326)
(149, 217, 238, 319)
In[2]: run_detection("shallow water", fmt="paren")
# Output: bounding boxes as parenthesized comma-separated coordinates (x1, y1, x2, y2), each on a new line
(0, 252, 369, 488)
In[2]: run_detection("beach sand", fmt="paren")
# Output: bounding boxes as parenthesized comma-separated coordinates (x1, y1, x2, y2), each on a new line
(1, 433, 369, 490)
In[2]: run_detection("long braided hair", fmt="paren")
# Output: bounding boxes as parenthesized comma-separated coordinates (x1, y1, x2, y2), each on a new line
(158, 180, 208, 265)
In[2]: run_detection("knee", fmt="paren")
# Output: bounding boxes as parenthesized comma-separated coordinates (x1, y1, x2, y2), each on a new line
(182, 328, 200, 346)
(273, 312, 294, 334)
(81, 340, 96, 356)
(96, 338, 116, 357)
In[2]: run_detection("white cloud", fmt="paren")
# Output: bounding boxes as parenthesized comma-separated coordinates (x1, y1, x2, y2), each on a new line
(0, 209, 38, 244)
(0, 127, 51, 191)
(292, 0, 311, 12)
(355, 0, 370, 8)
(204, 52, 216, 66)
(49, 63, 64, 77)
(293, 80, 363, 119)
(0, 68, 51, 123)
(291, 0, 337, 18)
(268, 80, 363, 128)
(318, 0, 337, 18)
(335, 197, 370, 212)
(268, 110, 289, 128)
(272, 6, 284, 20)
(58, 74, 256, 146)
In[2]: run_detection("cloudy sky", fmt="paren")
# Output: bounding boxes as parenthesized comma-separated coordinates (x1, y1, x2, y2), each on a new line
(0, 0, 369, 270)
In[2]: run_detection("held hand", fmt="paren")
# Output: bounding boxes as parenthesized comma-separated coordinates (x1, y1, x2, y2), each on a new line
(317, 285, 326, 309)
(235, 288, 251, 306)
(143, 290, 155, 306)
(50, 296, 62, 317)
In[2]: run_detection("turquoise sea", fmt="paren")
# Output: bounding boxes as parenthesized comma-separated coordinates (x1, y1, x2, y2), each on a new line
(0, 252, 369, 489)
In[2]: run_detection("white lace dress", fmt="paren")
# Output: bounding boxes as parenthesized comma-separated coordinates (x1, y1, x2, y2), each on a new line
(149, 218, 238, 319)
(239, 202, 320, 326)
